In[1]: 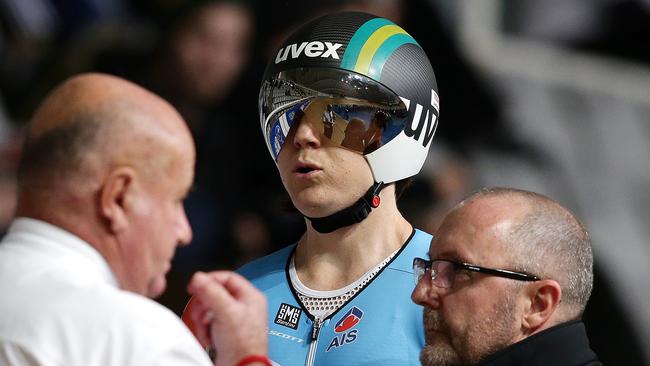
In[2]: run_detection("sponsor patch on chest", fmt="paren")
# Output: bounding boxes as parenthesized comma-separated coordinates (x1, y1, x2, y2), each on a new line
(274, 303, 302, 329)
(326, 306, 364, 352)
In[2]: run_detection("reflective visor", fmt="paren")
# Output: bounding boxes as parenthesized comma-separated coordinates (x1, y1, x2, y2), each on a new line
(259, 68, 408, 161)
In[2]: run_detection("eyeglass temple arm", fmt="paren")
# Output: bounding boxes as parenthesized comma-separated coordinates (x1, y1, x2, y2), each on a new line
(462, 263, 539, 281)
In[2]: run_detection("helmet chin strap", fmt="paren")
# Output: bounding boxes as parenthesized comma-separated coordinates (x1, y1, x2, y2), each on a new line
(305, 181, 386, 233)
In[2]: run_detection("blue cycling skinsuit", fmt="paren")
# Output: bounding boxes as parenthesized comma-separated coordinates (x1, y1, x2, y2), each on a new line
(238, 229, 431, 366)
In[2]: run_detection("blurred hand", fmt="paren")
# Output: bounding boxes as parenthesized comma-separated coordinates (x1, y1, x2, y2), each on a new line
(186, 271, 268, 366)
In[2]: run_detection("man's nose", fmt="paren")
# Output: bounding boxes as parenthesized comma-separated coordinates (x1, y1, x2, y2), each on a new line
(411, 275, 442, 309)
(292, 118, 322, 149)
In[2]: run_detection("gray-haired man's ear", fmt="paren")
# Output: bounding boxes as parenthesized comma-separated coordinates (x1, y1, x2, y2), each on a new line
(521, 279, 562, 334)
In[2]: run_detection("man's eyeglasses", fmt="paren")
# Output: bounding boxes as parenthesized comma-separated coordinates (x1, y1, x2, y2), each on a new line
(413, 257, 540, 288)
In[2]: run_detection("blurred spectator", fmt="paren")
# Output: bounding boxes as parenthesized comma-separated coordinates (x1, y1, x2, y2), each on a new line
(141, 1, 253, 132)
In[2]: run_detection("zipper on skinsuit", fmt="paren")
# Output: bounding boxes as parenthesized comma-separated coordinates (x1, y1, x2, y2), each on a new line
(305, 317, 324, 366)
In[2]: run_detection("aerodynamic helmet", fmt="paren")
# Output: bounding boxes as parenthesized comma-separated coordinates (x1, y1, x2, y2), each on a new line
(259, 11, 439, 184)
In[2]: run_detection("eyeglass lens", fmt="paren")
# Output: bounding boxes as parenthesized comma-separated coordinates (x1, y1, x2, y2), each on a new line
(413, 258, 455, 288)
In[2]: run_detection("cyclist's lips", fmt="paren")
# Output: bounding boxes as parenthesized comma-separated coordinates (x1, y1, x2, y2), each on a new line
(293, 161, 323, 177)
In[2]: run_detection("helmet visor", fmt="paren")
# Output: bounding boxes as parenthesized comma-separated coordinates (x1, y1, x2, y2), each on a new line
(260, 68, 408, 160)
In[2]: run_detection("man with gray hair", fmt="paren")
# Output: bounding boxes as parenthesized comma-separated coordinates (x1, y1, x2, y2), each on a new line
(411, 187, 601, 365)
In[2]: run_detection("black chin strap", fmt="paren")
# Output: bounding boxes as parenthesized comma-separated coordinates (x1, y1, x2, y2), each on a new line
(306, 182, 386, 233)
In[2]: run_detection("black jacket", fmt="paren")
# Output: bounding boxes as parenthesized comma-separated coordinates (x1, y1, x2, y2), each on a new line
(478, 321, 601, 366)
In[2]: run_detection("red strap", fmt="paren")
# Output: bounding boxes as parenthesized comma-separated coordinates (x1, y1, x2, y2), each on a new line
(235, 354, 273, 366)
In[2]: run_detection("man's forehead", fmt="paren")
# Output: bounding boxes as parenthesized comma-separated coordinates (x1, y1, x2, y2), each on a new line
(427, 200, 517, 262)
(428, 236, 474, 263)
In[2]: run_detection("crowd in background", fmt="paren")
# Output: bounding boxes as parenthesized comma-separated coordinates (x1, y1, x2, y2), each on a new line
(0, 0, 648, 365)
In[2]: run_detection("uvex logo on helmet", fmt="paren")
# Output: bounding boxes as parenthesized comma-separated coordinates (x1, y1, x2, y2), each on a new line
(275, 41, 343, 64)
(401, 89, 440, 148)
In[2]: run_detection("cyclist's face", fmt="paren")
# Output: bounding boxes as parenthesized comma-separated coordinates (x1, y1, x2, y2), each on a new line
(276, 106, 375, 219)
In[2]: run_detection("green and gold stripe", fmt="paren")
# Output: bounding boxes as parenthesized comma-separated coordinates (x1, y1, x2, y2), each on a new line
(341, 18, 420, 80)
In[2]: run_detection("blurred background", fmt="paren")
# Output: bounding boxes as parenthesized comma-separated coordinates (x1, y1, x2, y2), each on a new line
(0, 0, 648, 364)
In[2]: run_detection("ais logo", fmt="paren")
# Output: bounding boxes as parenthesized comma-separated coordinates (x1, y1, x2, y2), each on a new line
(275, 41, 342, 64)
(326, 307, 363, 352)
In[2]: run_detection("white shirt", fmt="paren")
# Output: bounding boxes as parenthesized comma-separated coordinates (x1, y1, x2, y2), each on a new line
(0, 218, 212, 366)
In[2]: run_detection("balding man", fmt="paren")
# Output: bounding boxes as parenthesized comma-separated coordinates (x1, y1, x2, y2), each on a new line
(0, 73, 268, 366)
(412, 188, 601, 366)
